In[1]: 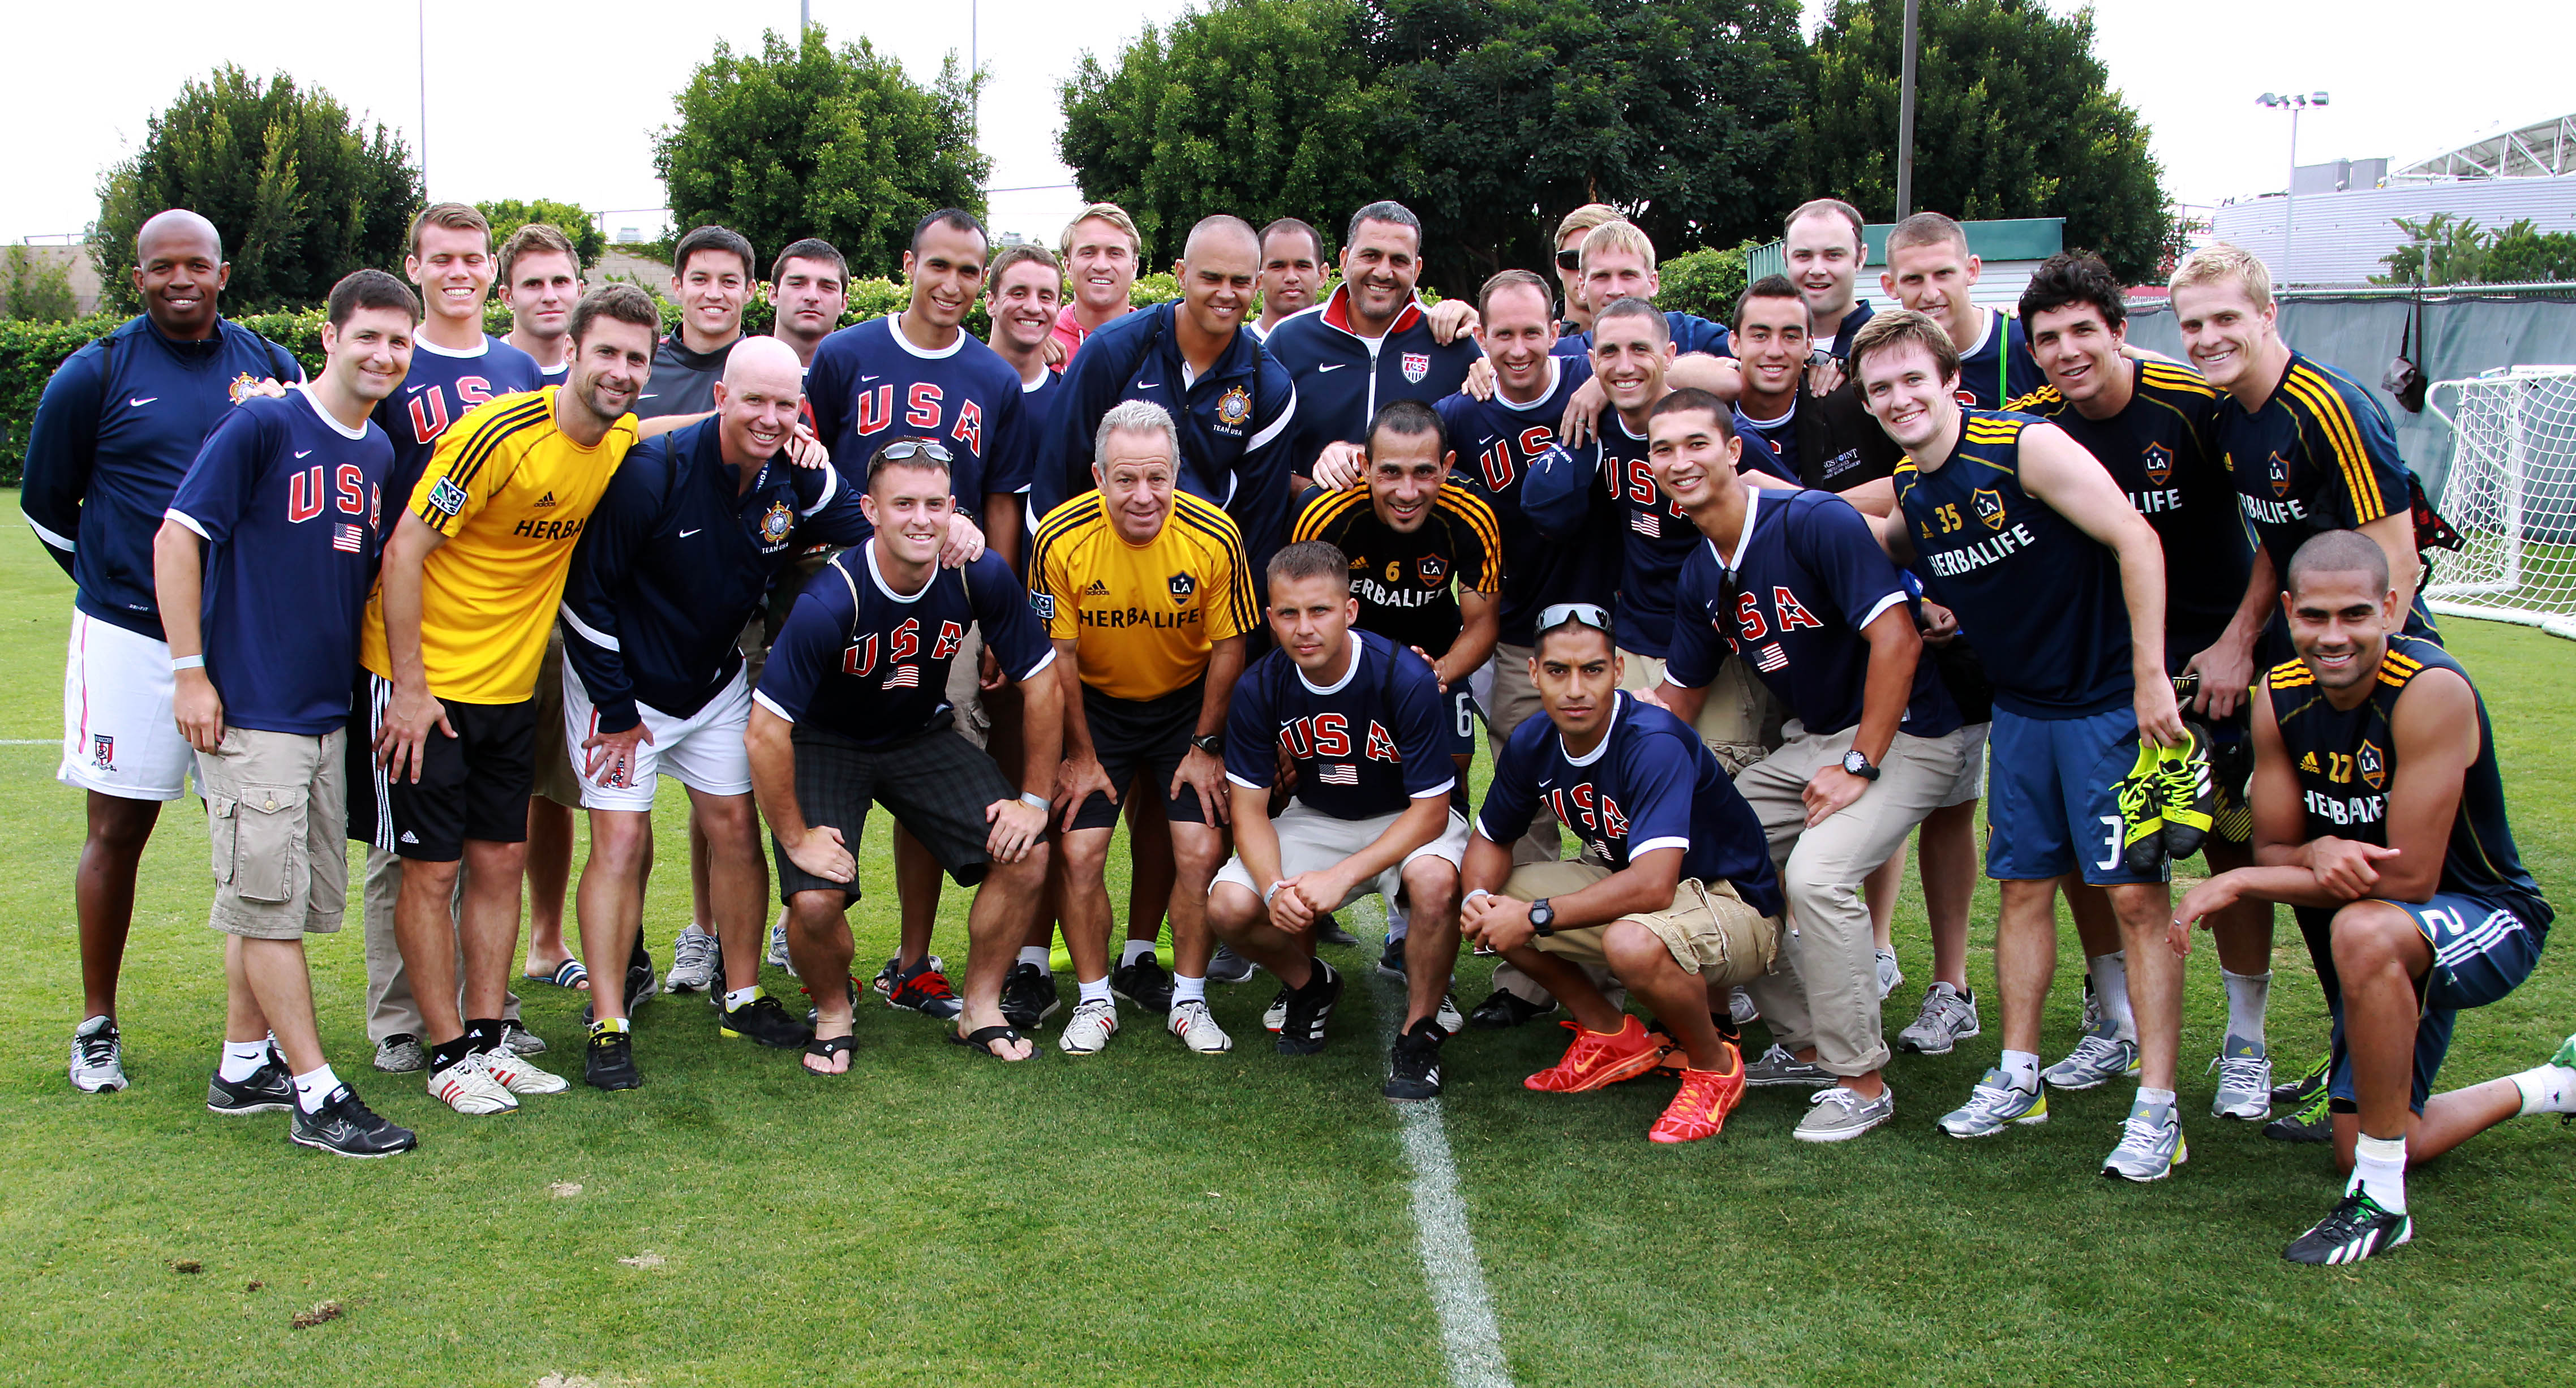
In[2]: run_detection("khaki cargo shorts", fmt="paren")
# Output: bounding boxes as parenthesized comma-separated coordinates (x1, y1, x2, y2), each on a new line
(1500, 860, 1779, 987)
(199, 727, 348, 939)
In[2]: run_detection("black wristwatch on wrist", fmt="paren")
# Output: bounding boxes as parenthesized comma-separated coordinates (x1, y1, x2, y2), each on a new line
(1190, 733, 1224, 756)
(1841, 749, 1882, 781)
(1527, 899, 1556, 936)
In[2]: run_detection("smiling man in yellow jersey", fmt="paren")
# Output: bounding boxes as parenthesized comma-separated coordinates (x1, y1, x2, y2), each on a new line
(353, 283, 661, 1118)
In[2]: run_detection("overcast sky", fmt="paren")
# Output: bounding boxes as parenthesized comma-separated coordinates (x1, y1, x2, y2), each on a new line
(4, 0, 2566, 251)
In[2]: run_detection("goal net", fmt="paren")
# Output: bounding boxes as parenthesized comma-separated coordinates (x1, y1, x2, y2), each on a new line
(2425, 365, 2576, 640)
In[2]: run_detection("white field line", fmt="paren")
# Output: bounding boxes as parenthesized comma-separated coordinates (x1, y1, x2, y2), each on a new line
(1359, 901, 1515, 1388)
(0, 739, 54, 745)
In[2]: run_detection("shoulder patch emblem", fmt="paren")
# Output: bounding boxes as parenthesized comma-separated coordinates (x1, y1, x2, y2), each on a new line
(426, 477, 470, 518)
(2356, 740, 2386, 791)
(1401, 352, 1429, 384)
(1970, 486, 2007, 531)
(226, 372, 273, 404)
(1217, 385, 1252, 428)
(2140, 440, 2174, 487)
(761, 500, 795, 547)
(1031, 591, 1055, 621)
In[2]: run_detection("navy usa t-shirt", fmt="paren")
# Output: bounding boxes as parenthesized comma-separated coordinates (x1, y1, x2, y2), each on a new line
(1667, 488, 1960, 739)
(755, 542, 1053, 747)
(1476, 690, 1783, 918)
(805, 316, 1035, 529)
(164, 387, 389, 735)
(1599, 413, 1695, 659)
(373, 334, 542, 517)
(1439, 357, 1620, 647)
(1223, 629, 1453, 820)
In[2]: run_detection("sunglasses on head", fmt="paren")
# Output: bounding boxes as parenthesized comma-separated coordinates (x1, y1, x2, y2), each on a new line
(1535, 602, 1612, 635)
(875, 439, 953, 465)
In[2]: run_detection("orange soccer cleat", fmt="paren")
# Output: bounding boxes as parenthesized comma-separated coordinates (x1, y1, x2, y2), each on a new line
(1648, 1045, 1747, 1144)
(1525, 1014, 1666, 1093)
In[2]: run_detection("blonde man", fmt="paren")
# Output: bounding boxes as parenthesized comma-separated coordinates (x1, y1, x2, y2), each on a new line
(1052, 202, 1144, 366)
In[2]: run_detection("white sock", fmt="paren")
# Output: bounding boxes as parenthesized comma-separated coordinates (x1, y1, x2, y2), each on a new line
(291, 1064, 341, 1114)
(2088, 951, 2136, 1039)
(2512, 1062, 2576, 1116)
(2221, 968, 2272, 1047)
(1384, 900, 1409, 942)
(724, 984, 761, 1011)
(1120, 939, 1156, 967)
(2136, 1086, 2178, 1110)
(1017, 946, 1051, 970)
(1171, 974, 1207, 1006)
(2347, 1133, 2408, 1212)
(1078, 975, 1113, 1006)
(2000, 1049, 2041, 1090)
(218, 1039, 269, 1083)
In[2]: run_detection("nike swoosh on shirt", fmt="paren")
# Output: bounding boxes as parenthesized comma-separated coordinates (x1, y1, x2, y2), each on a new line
(639, 393, 659, 399)
(1315, 364, 1345, 373)
(128, 396, 158, 406)
(678, 528, 702, 538)
(860, 373, 881, 382)
(294, 449, 314, 459)
(1135, 381, 1160, 389)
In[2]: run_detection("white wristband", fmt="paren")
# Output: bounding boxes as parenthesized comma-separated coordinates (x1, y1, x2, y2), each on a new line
(1263, 880, 1285, 905)
(1019, 791, 1050, 811)
(1463, 888, 1493, 907)
(171, 654, 205, 671)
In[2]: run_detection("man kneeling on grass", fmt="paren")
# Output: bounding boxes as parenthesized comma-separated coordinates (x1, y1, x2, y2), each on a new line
(1205, 540, 1467, 1094)
(1460, 604, 1785, 1143)
(745, 439, 1063, 1071)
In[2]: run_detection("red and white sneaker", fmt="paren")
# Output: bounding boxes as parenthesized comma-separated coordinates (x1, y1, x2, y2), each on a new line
(476, 1046, 570, 1096)
(1525, 1015, 1666, 1093)
(427, 1050, 518, 1115)
(1167, 999, 1234, 1054)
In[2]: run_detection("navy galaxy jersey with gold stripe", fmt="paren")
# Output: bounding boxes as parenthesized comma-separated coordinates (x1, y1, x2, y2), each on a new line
(1290, 480, 1501, 656)
(2218, 352, 2410, 573)
(1894, 408, 2132, 717)
(2266, 635, 2548, 927)
(2011, 359, 2252, 668)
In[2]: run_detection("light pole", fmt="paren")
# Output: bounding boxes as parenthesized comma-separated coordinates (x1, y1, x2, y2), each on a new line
(2256, 91, 2329, 289)
(1895, 0, 1918, 218)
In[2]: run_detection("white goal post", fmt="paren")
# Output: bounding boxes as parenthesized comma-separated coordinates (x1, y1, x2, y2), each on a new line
(2425, 364, 2576, 640)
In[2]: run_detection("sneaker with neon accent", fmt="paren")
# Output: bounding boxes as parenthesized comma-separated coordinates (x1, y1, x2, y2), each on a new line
(585, 1025, 640, 1091)
(1058, 997, 1120, 1055)
(2114, 740, 2167, 874)
(1276, 960, 1344, 1056)
(289, 1085, 417, 1158)
(1897, 983, 1981, 1055)
(478, 1045, 570, 1095)
(2101, 1095, 2189, 1181)
(426, 1050, 518, 1115)
(2264, 1086, 2336, 1143)
(207, 1061, 295, 1115)
(875, 956, 964, 1020)
(2271, 1050, 2332, 1107)
(665, 927, 718, 993)
(2042, 1019, 2140, 1091)
(2284, 1191, 2412, 1265)
(1797, 1083, 1897, 1143)
(1526, 1015, 1665, 1093)
(68, 1016, 126, 1094)
(1937, 1069, 2048, 1137)
(1167, 999, 1234, 1054)
(1648, 1053, 1746, 1143)
(1744, 1042, 1832, 1089)
(722, 992, 815, 1049)
(2155, 723, 2219, 859)
(1385, 1018, 1447, 1100)
(2210, 1035, 2273, 1120)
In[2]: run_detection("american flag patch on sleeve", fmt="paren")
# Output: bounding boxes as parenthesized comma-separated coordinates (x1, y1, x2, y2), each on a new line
(1629, 510, 1660, 538)
(1754, 643, 1789, 673)
(1317, 763, 1359, 785)
(885, 665, 921, 689)
(334, 523, 365, 553)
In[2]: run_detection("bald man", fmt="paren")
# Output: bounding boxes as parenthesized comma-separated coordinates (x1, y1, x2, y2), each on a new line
(558, 336, 877, 1086)
(25, 209, 306, 1092)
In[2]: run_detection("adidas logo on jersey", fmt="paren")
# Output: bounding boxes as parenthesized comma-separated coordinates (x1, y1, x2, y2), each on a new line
(2300, 752, 2321, 772)
(1085, 580, 1111, 596)
(533, 491, 558, 508)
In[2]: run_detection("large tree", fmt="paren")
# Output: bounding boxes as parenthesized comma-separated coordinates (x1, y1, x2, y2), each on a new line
(655, 26, 986, 281)
(1366, 0, 1808, 293)
(1804, 0, 2170, 282)
(1058, 0, 1383, 267)
(93, 66, 419, 315)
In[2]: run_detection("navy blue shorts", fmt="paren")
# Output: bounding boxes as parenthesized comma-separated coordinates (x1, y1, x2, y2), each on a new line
(2317, 892, 2547, 1114)
(1984, 705, 2164, 886)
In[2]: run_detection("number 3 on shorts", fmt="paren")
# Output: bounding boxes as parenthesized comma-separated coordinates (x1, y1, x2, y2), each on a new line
(2097, 815, 2122, 873)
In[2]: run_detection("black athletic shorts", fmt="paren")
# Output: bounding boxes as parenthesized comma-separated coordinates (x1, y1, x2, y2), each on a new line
(774, 714, 1023, 906)
(1071, 680, 1212, 832)
(347, 672, 536, 863)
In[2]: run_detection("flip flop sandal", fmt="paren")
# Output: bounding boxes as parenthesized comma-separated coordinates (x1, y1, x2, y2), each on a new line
(802, 1035, 856, 1075)
(526, 959, 590, 990)
(948, 1024, 1033, 1062)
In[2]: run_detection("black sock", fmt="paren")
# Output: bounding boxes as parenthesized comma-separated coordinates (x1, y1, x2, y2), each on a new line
(428, 1035, 475, 1073)
(463, 1017, 505, 1054)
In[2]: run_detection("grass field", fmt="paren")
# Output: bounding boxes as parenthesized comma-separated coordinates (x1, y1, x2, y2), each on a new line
(4, 514, 2573, 1388)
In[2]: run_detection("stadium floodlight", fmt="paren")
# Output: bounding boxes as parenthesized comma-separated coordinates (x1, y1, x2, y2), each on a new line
(2255, 91, 2330, 289)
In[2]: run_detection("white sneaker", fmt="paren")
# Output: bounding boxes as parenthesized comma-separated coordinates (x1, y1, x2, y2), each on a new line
(2209, 1035, 2274, 1120)
(1875, 948, 1903, 1000)
(1058, 997, 1120, 1055)
(1167, 999, 1234, 1054)
(1262, 987, 1290, 1033)
(665, 927, 718, 993)
(426, 1050, 518, 1115)
(766, 919, 795, 974)
(69, 1016, 127, 1093)
(477, 1046, 570, 1095)
(1436, 991, 1466, 1035)
(1729, 986, 1760, 1026)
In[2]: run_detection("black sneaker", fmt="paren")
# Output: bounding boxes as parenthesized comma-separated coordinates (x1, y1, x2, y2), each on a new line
(586, 1025, 641, 1091)
(578, 945, 660, 1026)
(2272, 1050, 2332, 1107)
(1385, 1017, 1446, 1099)
(720, 992, 815, 1050)
(1377, 935, 1408, 982)
(1467, 990, 1557, 1030)
(2263, 1086, 2335, 1144)
(1315, 913, 1362, 948)
(2283, 1190, 2412, 1265)
(1205, 942, 1257, 985)
(289, 1086, 418, 1158)
(1001, 962, 1061, 1031)
(874, 956, 965, 1020)
(1111, 952, 1174, 1012)
(1276, 960, 1343, 1056)
(207, 1061, 296, 1115)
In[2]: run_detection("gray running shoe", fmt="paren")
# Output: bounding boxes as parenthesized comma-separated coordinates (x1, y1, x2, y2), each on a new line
(69, 1016, 127, 1093)
(1897, 983, 1981, 1055)
(1728, 986, 1760, 1026)
(373, 1033, 426, 1074)
(498, 1020, 548, 1056)
(1796, 1084, 1896, 1142)
(1937, 1068, 2049, 1137)
(2042, 1018, 2140, 1091)
(766, 919, 795, 973)
(2080, 973, 2102, 1034)
(1206, 943, 1257, 985)
(1875, 948, 1903, 1001)
(2210, 1035, 2273, 1120)
(2101, 1094, 2189, 1181)
(1744, 1043, 1832, 1088)
(665, 927, 718, 993)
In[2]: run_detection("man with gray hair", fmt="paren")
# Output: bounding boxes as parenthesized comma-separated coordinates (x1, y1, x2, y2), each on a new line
(1031, 399, 1259, 1056)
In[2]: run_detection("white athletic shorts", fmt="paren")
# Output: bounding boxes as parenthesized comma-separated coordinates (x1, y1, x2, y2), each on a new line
(1215, 801, 1470, 910)
(59, 609, 194, 801)
(561, 663, 754, 811)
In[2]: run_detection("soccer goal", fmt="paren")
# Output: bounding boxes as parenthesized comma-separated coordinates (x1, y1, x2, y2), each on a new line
(2425, 364, 2576, 640)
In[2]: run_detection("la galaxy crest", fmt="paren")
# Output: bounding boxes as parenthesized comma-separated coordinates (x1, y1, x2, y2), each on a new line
(1417, 553, 1448, 586)
(2268, 451, 2291, 497)
(1217, 386, 1252, 429)
(1168, 571, 1197, 605)
(2140, 441, 2174, 487)
(1971, 487, 2007, 530)
(2357, 740, 2387, 791)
